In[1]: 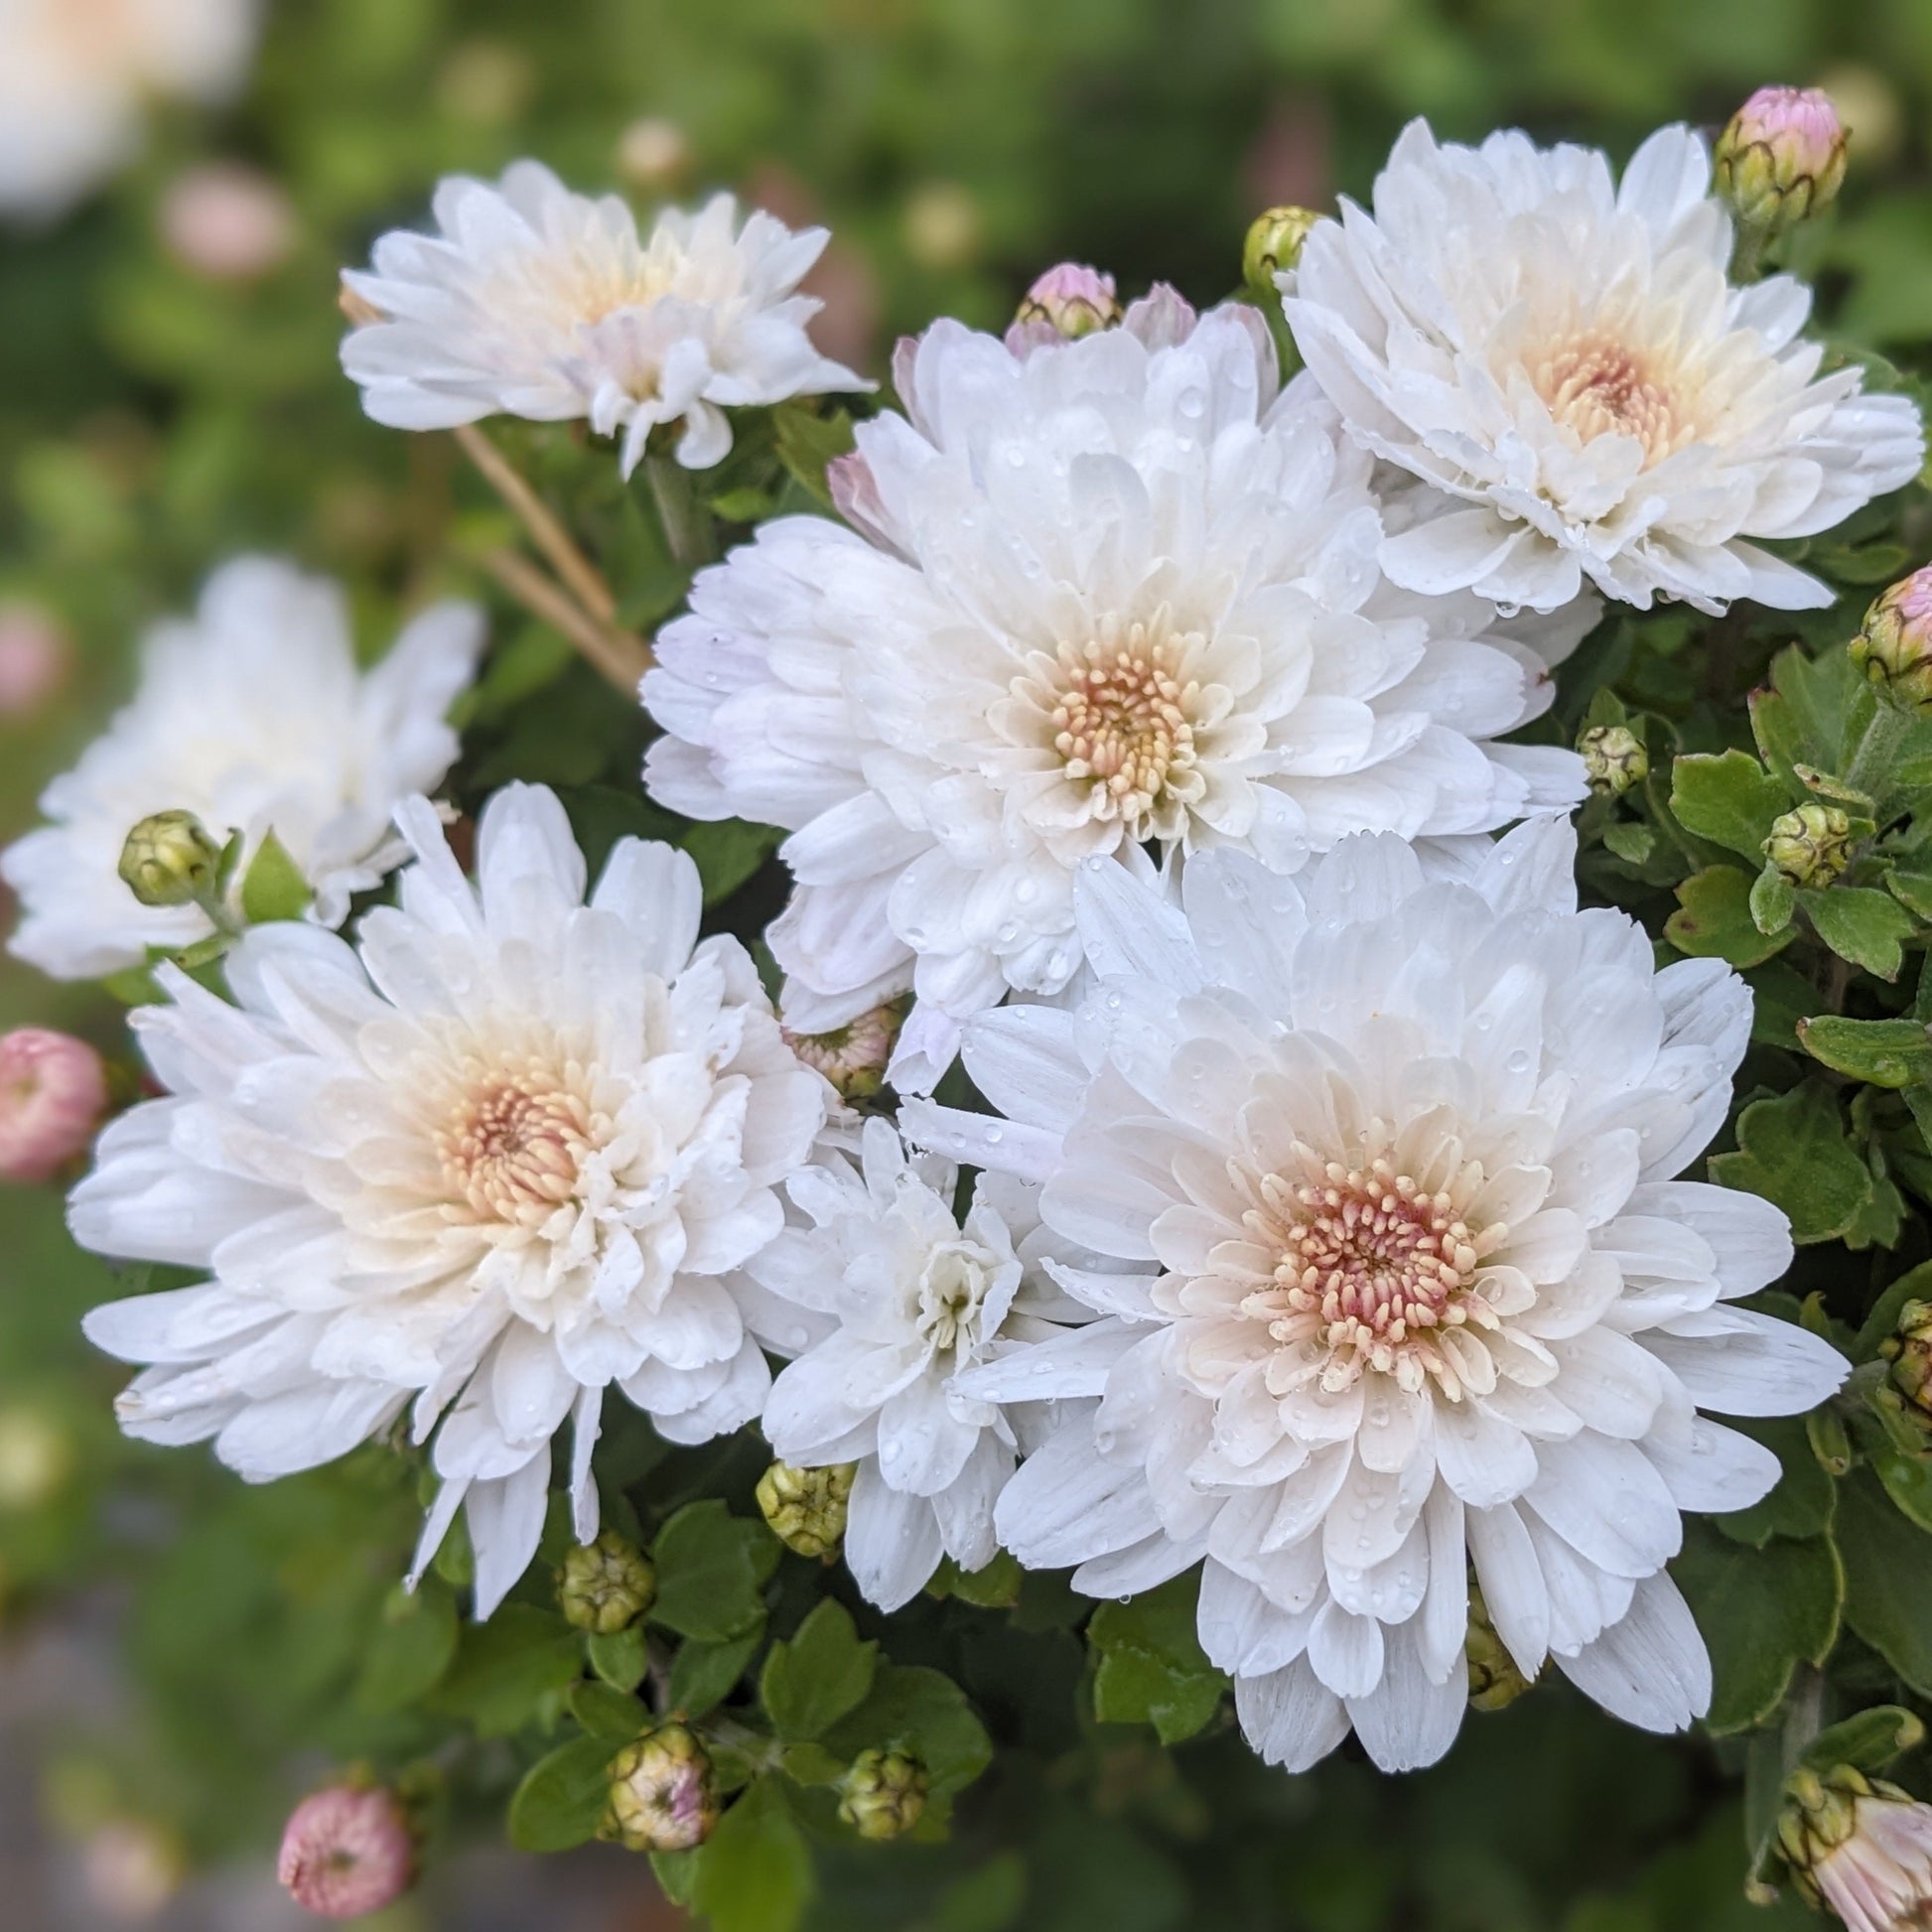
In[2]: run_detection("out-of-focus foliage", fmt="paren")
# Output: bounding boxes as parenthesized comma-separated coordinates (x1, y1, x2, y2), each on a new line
(6, 1, 1932, 1927)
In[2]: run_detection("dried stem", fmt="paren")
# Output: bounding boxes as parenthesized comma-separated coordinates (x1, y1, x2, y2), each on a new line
(453, 422, 620, 624)
(475, 547, 652, 694)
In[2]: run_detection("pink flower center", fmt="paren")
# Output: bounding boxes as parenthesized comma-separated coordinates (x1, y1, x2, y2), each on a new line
(437, 1072, 595, 1223)
(1533, 335, 1690, 467)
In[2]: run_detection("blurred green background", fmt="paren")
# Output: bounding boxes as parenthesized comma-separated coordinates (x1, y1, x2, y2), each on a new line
(1, 0, 1928, 1925)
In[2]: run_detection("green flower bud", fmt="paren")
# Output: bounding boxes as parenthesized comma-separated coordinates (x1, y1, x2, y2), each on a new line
(1764, 802, 1855, 888)
(1880, 1300, 1932, 1428)
(1850, 566, 1932, 713)
(117, 811, 223, 908)
(756, 1459, 855, 1559)
(1242, 206, 1320, 298)
(838, 1748, 928, 1841)
(1465, 1587, 1535, 1712)
(1577, 724, 1649, 797)
(1013, 263, 1120, 342)
(558, 1530, 655, 1634)
(604, 1725, 717, 1854)
(1715, 86, 1849, 236)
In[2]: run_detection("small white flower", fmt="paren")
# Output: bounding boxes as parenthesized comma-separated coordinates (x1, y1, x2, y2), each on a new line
(1285, 120, 1926, 614)
(907, 817, 1848, 1773)
(72, 784, 829, 1614)
(2, 558, 483, 981)
(645, 292, 1590, 1091)
(747, 1117, 1089, 1609)
(342, 165, 871, 475)
(0, 0, 259, 222)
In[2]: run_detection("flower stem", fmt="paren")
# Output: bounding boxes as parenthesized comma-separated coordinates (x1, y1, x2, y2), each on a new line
(473, 547, 652, 694)
(645, 455, 718, 572)
(454, 423, 619, 623)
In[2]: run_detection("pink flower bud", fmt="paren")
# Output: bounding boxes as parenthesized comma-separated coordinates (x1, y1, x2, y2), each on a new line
(1715, 86, 1849, 233)
(160, 163, 295, 282)
(1008, 262, 1121, 353)
(0, 1029, 108, 1183)
(276, 1786, 414, 1921)
(1853, 566, 1932, 711)
(0, 602, 69, 717)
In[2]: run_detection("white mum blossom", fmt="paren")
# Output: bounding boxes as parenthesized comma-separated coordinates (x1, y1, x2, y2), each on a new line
(342, 166, 872, 475)
(1285, 120, 1926, 615)
(748, 1117, 1090, 1610)
(0, 0, 259, 221)
(2, 558, 483, 982)
(906, 817, 1848, 1773)
(71, 784, 829, 1615)
(645, 291, 1591, 1091)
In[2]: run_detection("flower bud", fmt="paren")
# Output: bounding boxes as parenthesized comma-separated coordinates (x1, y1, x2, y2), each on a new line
(605, 1725, 718, 1853)
(1242, 206, 1319, 297)
(1851, 567, 1932, 713)
(782, 1001, 907, 1101)
(159, 164, 295, 282)
(756, 1459, 855, 1559)
(557, 1529, 655, 1634)
(838, 1748, 929, 1841)
(1715, 86, 1849, 236)
(276, 1785, 415, 1920)
(117, 810, 223, 907)
(1776, 1765, 1932, 1931)
(1465, 1587, 1535, 1712)
(1764, 802, 1855, 889)
(1880, 1300, 1932, 1428)
(0, 1029, 108, 1183)
(1013, 263, 1121, 343)
(1577, 723, 1649, 797)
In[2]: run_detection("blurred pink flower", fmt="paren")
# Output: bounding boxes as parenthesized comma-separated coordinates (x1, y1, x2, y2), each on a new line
(0, 602, 69, 716)
(0, 1028, 108, 1183)
(276, 1786, 414, 1921)
(160, 161, 295, 280)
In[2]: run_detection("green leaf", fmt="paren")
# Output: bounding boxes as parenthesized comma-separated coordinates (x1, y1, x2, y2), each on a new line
(1750, 864, 1796, 936)
(1709, 1083, 1875, 1244)
(1712, 1415, 1837, 1547)
(1088, 1572, 1229, 1746)
(681, 819, 782, 906)
(1869, 1439, 1932, 1535)
(353, 1577, 459, 1714)
(651, 1850, 700, 1906)
(770, 402, 857, 510)
(1601, 820, 1655, 866)
(567, 1678, 648, 1740)
(650, 1501, 779, 1642)
(1815, 540, 1913, 585)
(507, 1734, 617, 1853)
(930, 1550, 1025, 1607)
(1837, 1467, 1932, 1697)
(1888, 863, 1932, 921)
(1855, 1259, 1932, 1358)
(238, 829, 312, 924)
(1799, 1707, 1927, 1777)
(1671, 751, 1791, 859)
(1801, 887, 1918, 980)
(1671, 1523, 1842, 1733)
(1798, 1016, 1932, 1089)
(1665, 867, 1793, 968)
(820, 1663, 994, 1798)
(759, 1598, 878, 1741)
(666, 1627, 763, 1720)
(935, 1854, 1029, 1932)
(587, 1623, 649, 1693)
(690, 1777, 815, 1932)
(424, 1604, 585, 1737)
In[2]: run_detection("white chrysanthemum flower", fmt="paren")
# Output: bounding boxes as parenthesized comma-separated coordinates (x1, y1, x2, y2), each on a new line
(0, 0, 259, 221)
(645, 292, 1591, 1091)
(71, 784, 829, 1614)
(341, 166, 872, 475)
(2, 558, 483, 982)
(1285, 120, 1926, 615)
(905, 817, 1848, 1772)
(747, 1116, 1089, 1609)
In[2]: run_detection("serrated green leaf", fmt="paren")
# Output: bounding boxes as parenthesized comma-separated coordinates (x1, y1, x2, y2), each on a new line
(1888, 864, 1932, 921)
(1709, 1083, 1874, 1244)
(1671, 1522, 1842, 1733)
(1601, 820, 1655, 866)
(1837, 1467, 1932, 1698)
(1666, 866, 1793, 967)
(424, 1604, 584, 1736)
(666, 1626, 763, 1719)
(1672, 751, 1791, 859)
(1088, 1572, 1228, 1745)
(650, 1500, 779, 1642)
(819, 1663, 993, 1798)
(1798, 1016, 1932, 1089)
(759, 1598, 878, 1741)
(353, 1577, 459, 1714)
(1801, 887, 1918, 980)
(238, 829, 311, 924)
(1750, 864, 1796, 936)
(507, 1734, 617, 1853)
(690, 1777, 815, 1932)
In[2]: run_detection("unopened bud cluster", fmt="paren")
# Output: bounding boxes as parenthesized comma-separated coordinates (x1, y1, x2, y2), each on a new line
(1577, 724, 1648, 797)
(117, 810, 222, 908)
(838, 1748, 929, 1840)
(1764, 802, 1855, 888)
(1715, 86, 1849, 236)
(1880, 1301, 1932, 1429)
(1851, 567, 1932, 713)
(757, 1458, 855, 1559)
(605, 1725, 718, 1853)
(558, 1529, 655, 1634)
(1776, 1764, 1932, 1931)
(1242, 206, 1319, 296)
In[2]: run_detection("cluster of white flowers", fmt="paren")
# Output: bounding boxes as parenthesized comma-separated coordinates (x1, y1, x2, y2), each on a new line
(21, 111, 1925, 1776)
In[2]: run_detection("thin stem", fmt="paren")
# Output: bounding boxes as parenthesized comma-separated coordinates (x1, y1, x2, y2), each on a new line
(645, 454, 717, 572)
(474, 547, 652, 694)
(1782, 1663, 1827, 1773)
(453, 422, 620, 625)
